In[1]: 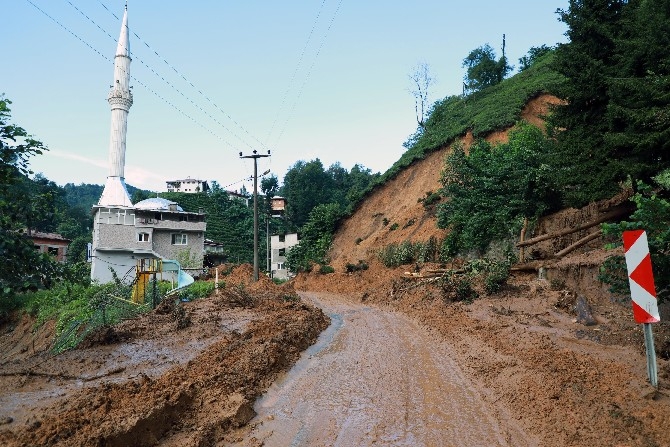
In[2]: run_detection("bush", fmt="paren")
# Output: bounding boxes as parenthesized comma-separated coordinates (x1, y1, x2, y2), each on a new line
(319, 265, 335, 274)
(600, 180, 670, 302)
(345, 260, 369, 273)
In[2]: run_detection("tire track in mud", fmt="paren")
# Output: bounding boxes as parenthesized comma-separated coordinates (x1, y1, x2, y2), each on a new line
(225, 292, 534, 447)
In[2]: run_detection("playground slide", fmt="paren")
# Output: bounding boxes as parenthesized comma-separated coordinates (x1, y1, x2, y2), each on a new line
(162, 259, 194, 295)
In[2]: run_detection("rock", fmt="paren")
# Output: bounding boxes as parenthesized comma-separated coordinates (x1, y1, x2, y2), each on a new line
(575, 296, 597, 326)
(0, 416, 13, 425)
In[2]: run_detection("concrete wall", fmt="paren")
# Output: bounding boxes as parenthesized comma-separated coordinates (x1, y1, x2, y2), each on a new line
(90, 250, 137, 284)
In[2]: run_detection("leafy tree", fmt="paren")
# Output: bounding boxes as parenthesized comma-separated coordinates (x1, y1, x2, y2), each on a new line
(0, 97, 51, 299)
(601, 179, 670, 302)
(285, 203, 343, 272)
(463, 42, 512, 94)
(281, 159, 335, 229)
(437, 124, 559, 255)
(131, 188, 152, 204)
(518, 45, 553, 71)
(548, 0, 629, 206)
(162, 190, 255, 264)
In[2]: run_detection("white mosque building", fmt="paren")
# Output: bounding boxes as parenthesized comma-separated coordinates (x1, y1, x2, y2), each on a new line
(90, 5, 205, 284)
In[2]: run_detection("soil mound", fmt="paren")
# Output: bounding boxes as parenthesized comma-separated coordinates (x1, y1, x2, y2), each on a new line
(0, 264, 328, 447)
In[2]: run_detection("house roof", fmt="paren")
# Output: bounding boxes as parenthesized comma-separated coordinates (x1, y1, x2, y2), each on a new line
(166, 179, 208, 183)
(27, 231, 72, 243)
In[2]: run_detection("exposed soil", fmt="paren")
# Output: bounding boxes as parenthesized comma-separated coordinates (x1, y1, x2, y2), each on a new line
(0, 265, 328, 446)
(3, 94, 670, 446)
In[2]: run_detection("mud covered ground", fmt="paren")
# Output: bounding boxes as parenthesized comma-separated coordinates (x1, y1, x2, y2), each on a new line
(0, 265, 328, 447)
(293, 261, 670, 447)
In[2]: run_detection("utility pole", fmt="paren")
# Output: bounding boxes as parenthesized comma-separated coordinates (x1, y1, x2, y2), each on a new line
(240, 150, 271, 281)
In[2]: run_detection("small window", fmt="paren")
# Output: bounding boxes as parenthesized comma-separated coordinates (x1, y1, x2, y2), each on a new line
(171, 234, 187, 245)
(138, 232, 150, 242)
(179, 214, 188, 222)
(279, 234, 285, 242)
(278, 248, 286, 256)
(48, 247, 59, 256)
(277, 263, 285, 270)
(154, 212, 162, 221)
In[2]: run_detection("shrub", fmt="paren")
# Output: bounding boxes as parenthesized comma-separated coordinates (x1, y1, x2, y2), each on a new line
(389, 223, 399, 231)
(319, 265, 335, 274)
(345, 260, 369, 273)
(355, 237, 363, 245)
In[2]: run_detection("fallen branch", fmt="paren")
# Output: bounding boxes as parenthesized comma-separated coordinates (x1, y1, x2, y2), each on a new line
(517, 206, 630, 248)
(553, 230, 601, 259)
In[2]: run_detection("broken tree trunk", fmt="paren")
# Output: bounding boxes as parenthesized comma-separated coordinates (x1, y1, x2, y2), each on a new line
(516, 207, 629, 248)
(553, 230, 601, 259)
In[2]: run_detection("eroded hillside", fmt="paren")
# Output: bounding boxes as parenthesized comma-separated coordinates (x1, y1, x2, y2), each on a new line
(330, 94, 562, 271)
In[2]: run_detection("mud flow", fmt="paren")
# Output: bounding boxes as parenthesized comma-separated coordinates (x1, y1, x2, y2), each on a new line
(224, 292, 531, 447)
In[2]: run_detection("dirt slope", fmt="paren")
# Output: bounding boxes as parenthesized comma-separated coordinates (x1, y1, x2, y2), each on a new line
(291, 93, 670, 446)
(330, 94, 561, 272)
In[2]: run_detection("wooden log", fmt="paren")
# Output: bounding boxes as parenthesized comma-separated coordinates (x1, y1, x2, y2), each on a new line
(553, 230, 601, 258)
(519, 217, 528, 262)
(516, 207, 629, 248)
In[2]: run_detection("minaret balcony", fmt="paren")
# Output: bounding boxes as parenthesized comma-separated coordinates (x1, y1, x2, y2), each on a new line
(108, 89, 133, 109)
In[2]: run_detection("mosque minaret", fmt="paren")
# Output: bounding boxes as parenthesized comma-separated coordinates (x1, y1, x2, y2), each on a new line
(98, 4, 133, 207)
(90, 4, 205, 285)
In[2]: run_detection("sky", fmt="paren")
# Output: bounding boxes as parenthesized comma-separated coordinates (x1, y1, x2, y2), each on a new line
(4, 0, 569, 193)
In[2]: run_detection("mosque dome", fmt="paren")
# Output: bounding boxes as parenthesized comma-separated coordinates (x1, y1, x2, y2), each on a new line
(134, 197, 183, 212)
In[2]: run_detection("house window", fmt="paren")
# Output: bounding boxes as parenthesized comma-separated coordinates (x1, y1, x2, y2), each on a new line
(278, 248, 286, 256)
(277, 263, 285, 270)
(171, 234, 187, 245)
(279, 234, 285, 242)
(138, 232, 150, 242)
(154, 212, 162, 221)
(48, 247, 59, 256)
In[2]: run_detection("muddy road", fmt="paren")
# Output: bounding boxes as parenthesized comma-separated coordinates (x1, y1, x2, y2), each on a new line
(225, 292, 534, 447)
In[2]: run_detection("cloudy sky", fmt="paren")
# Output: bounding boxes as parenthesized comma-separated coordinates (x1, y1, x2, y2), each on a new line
(5, 0, 568, 192)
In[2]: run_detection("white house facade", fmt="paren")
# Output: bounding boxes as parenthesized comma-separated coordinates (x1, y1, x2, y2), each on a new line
(270, 233, 299, 280)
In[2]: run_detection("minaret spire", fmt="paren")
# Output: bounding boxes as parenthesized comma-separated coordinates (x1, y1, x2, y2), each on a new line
(98, 5, 133, 207)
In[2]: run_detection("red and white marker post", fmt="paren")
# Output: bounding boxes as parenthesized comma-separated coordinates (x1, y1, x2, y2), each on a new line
(623, 230, 660, 387)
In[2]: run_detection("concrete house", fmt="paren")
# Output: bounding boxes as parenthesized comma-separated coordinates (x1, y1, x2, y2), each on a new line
(166, 178, 210, 193)
(270, 233, 299, 280)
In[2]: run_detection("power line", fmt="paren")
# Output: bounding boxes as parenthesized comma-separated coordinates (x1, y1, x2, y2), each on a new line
(270, 0, 345, 147)
(265, 0, 328, 144)
(25, 0, 235, 149)
(95, 0, 268, 152)
(62, 0, 255, 152)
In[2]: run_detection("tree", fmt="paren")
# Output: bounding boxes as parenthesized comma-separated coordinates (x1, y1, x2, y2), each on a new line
(518, 45, 553, 71)
(462, 40, 512, 94)
(547, 0, 670, 206)
(409, 62, 435, 128)
(281, 159, 334, 229)
(0, 97, 51, 299)
(285, 203, 343, 272)
(437, 124, 559, 255)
